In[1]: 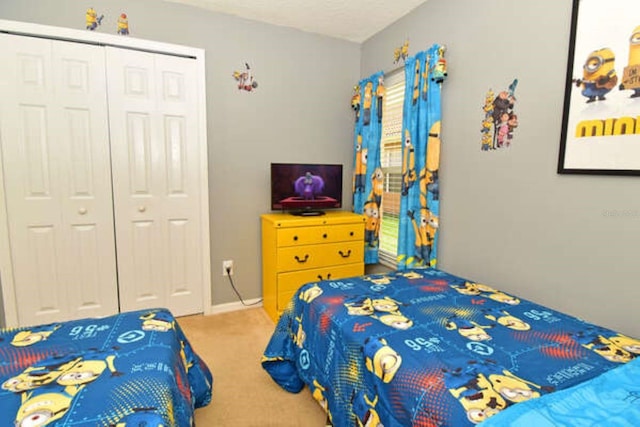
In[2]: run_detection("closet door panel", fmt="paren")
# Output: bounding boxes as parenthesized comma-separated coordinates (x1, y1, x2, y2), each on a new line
(107, 48, 203, 316)
(157, 55, 203, 313)
(0, 34, 119, 325)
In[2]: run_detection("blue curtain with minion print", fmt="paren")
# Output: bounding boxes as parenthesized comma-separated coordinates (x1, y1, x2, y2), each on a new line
(352, 71, 384, 264)
(397, 44, 446, 270)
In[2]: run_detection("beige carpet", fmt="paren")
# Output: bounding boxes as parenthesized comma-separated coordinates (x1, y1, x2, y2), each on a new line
(177, 308, 327, 427)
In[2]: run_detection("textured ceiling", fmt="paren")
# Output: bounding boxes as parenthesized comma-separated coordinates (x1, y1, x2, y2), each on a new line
(162, 0, 429, 43)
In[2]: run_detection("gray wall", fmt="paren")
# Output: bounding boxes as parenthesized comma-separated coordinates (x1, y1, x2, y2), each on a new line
(0, 0, 360, 313)
(363, 0, 640, 338)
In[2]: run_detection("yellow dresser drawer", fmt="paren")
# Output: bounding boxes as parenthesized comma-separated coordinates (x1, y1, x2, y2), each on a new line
(277, 223, 364, 247)
(276, 241, 363, 272)
(276, 263, 364, 314)
(261, 211, 366, 323)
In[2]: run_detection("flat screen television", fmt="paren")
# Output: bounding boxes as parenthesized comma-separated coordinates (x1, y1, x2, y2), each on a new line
(270, 162, 343, 216)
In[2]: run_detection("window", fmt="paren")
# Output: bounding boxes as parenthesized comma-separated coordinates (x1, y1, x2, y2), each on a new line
(378, 69, 405, 268)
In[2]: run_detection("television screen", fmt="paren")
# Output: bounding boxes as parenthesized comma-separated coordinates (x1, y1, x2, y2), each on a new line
(270, 163, 343, 215)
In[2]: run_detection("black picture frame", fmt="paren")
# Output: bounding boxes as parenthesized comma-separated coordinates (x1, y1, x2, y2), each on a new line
(558, 0, 640, 176)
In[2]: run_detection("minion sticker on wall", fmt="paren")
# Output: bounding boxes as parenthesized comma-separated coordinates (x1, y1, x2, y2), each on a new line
(232, 63, 258, 92)
(480, 79, 519, 151)
(117, 13, 130, 35)
(393, 39, 410, 64)
(85, 7, 103, 31)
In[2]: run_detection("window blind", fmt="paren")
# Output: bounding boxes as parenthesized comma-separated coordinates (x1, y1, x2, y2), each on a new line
(378, 68, 405, 268)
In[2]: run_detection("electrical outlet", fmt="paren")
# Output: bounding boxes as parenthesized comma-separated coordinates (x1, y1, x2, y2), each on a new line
(223, 260, 234, 276)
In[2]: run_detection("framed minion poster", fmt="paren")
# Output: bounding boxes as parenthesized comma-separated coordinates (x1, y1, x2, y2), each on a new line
(558, 0, 640, 175)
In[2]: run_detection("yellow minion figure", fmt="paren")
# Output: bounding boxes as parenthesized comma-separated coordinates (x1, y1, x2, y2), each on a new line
(299, 284, 323, 303)
(2, 355, 81, 392)
(401, 129, 416, 196)
(56, 354, 119, 386)
(483, 308, 530, 331)
(374, 312, 413, 330)
(486, 370, 543, 404)
(584, 335, 634, 363)
(376, 75, 385, 123)
(11, 324, 61, 347)
(363, 199, 380, 248)
(351, 84, 361, 121)
(140, 311, 175, 332)
(451, 282, 483, 296)
(117, 13, 130, 35)
(369, 167, 384, 207)
(619, 25, 640, 97)
(445, 317, 493, 342)
(86, 7, 103, 31)
(407, 207, 438, 266)
(575, 47, 617, 103)
(412, 60, 421, 105)
(449, 373, 506, 424)
(371, 296, 402, 313)
(363, 81, 373, 125)
(292, 315, 306, 348)
(344, 297, 374, 316)
(393, 39, 409, 64)
(421, 55, 430, 101)
(363, 337, 402, 383)
(353, 139, 367, 194)
(609, 334, 640, 355)
(15, 387, 80, 426)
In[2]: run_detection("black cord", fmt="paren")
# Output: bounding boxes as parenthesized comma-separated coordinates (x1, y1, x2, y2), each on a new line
(226, 268, 262, 306)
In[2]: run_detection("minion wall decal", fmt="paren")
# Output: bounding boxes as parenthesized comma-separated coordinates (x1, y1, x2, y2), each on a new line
(393, 39, 410, 64)
(480, 79, 519, 151)
(85, 7, 103, 31)
(117, 13, 130, 35)
(232, 63, 258, 92)
(351, 84, 361, 122)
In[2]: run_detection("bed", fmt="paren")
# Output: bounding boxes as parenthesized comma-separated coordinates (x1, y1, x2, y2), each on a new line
(262, 268, 640, 426)
(0, 308, 212, 426)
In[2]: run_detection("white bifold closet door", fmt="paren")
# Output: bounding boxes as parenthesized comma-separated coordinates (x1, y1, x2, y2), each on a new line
(0, 34, 119, 325)
(0, 33, 206, 326)
(105, 47, 204, 317)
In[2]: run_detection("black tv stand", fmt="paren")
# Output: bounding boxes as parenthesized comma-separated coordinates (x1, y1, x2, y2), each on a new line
(290, 209, 326, 217)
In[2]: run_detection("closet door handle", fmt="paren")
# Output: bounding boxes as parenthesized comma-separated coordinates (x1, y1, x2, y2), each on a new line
(138, 205, 147, 212)
(294, 254, 309, 263)
(338, 249, 352, 258)
(78, 207, 88, 215)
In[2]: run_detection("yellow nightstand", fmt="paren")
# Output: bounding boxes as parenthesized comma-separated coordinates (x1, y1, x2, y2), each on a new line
(261, 211, 366, 322)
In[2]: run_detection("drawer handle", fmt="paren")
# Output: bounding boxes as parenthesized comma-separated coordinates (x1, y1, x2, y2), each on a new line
(349, 231, 354, 236)
(323, 233, 328, 239)
(338, 249, 352, 258)
(317, 273, 332, 280)
(294, 254, 309, 263)
(293, 235, 298, 241)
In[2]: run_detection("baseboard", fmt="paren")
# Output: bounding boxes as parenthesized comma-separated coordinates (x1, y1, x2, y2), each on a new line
(209, 299, 263, 315)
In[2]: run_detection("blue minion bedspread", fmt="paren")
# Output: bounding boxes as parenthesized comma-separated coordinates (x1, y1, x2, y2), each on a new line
(0, 308, 212, 426)
(261, 268, 640, 427)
